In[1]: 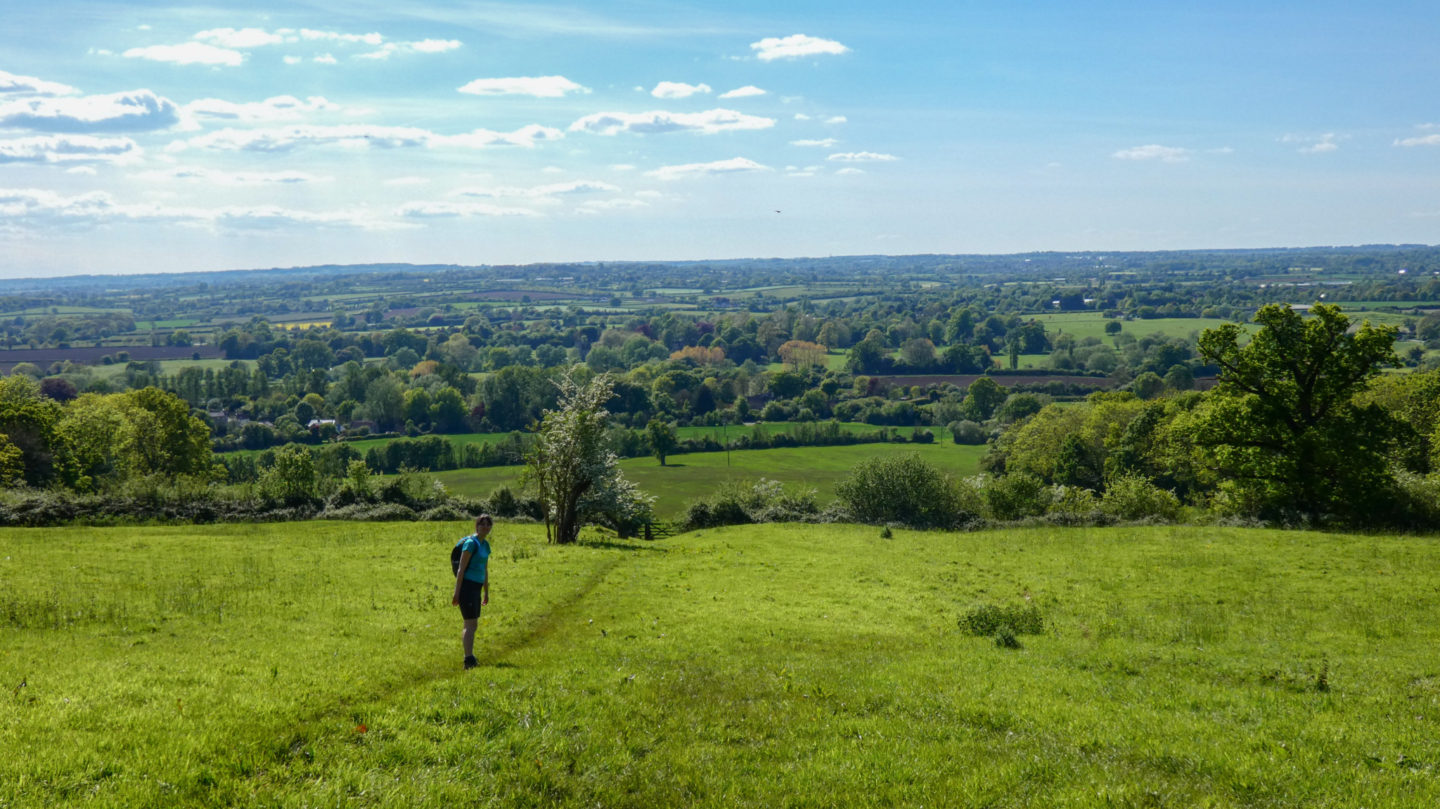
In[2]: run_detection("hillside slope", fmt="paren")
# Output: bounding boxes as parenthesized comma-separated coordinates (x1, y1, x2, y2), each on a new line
(3, 522, 1438, 807)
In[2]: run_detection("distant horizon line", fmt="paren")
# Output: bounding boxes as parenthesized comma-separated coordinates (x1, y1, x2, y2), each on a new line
(4, 242, 1437, 286)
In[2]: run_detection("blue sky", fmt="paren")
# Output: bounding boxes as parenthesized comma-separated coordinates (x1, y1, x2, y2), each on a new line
(2, 0, 1438, 277)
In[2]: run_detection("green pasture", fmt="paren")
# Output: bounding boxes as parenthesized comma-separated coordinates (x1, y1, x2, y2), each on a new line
(337, 421, 936, 457)
(432, 442, 988, 517)
(85, 358, 254, 380)
(4, 521, 1439, 807)
(1032, 313, 1238, 342)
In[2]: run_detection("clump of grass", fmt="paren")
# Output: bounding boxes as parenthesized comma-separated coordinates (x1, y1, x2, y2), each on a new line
(959, 603, 1044, 636)
(994, 626, 1022, 649)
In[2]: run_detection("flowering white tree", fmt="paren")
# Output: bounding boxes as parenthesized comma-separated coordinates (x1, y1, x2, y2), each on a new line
(526, 371, 652, 544)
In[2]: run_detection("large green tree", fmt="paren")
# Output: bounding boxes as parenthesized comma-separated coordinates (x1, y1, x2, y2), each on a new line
(1193, 303, 1398, 523)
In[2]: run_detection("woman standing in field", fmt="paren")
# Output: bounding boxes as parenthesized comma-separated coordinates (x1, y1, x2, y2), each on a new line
(451, 514, 492, 670)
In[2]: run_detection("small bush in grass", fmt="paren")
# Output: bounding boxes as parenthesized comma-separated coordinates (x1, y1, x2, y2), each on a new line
(835, 453, 971, 530)
(959, 603, 1044, 636)
(1101, 473, 1181, 521)
(950, 420, 987, 445)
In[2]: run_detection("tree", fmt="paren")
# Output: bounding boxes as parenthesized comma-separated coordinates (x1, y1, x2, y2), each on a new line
(647, 418, 679, 465)
(960, 377, 1008, 421)
(0, 375, 70, 486)
(117, 387, 213, 477)
(1192, 303, 1399, 523)
(777, 340, 827, 370)
(525, 372, 652, 544)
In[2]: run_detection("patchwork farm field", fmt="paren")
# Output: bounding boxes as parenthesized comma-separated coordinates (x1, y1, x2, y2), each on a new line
(3, 522, 1439, 807)
(433, 442, 988, 517)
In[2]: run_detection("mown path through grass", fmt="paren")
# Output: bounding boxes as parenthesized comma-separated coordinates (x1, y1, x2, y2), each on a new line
(5, 522, 1440, 807)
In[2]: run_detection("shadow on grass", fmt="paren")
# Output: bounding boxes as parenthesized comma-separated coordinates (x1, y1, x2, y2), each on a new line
(577, 538, 668, 553)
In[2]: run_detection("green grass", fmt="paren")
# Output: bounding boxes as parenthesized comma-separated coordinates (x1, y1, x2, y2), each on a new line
(435, 441, 986, 518)
(1033, 312, 1242, 341)
(86, 358, 254, 380)
(336, 421, 936, 458)
(4, 521, 1440, 807)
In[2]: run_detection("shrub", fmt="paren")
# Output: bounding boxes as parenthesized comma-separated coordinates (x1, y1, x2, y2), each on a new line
(1101, 473, 1181, 521)
(959, 603, 1044, 636)
(949, 420, 987, 445)
(984, 472, 1049, 521)
(1388, 472, 1440, 530)
(320, 502, 417, 521)
(835, 453, 970, 530)
(682, 478, 820, 530)
(1046, 485, 1102, 519)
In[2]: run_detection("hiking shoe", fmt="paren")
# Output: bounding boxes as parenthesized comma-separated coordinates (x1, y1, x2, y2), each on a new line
(463, 655, 478, 670)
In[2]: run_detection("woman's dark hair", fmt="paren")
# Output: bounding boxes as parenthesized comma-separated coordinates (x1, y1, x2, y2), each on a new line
(475, 513, 493, 528)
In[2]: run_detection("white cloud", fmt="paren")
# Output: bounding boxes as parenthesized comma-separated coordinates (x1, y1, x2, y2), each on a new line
(835, 167, 864, 175)
(0, 70, 79, 97)
(194, 27, 286, 48)
(645, 157, 769, 181)
(1394, 134, 1440, 147)
(66, 165, 97, 175)
(0, 134, 142, 164)
(0, 90, 179, 132)
(827, 151, 898, 162)
(383, 176, 430, 186)
(651, 81, 711, 99)
(172, 123, 562, 152)
(790, 138, 838, 147)
(1112, 144, 1192, 162)
(793, 113, 811, 121)
(362, 42, 452, 60)
(750, 34, 850, 62)
(123, 42, 245, 66)
(576, 197, 649, 213)
(458, 76, 588, 97)
(299, 29, 383, 45)
(315, 54, 338, 65)
(1281, 133, 1339, 154)
(410, 39, 462, 54)
(786, 165, 821, 177)
(0, 187, 383, 230)
(825, 115, 847, 125)
(283, 55, 302, 65)
(570, 108, 774, 135)
(719, 85, 766, 99)
(454, 180, 620, 199)
(356, 44, 399, 60)
(396, 200, 539, 218)
(179, 95, 336, 129)
(634, 190, 662, 198)
(135, 167, 329, 185)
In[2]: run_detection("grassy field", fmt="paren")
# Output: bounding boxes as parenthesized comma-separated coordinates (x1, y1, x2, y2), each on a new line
(3, 521, 1439, 807)
(434, 441, 987, 518)
(337, 421, 939, 457)
(86, 358, 254, 380)
(1032, 313, 1238, 342)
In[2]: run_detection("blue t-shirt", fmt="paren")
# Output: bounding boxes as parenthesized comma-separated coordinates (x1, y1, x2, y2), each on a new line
(455, 535, 490, 583)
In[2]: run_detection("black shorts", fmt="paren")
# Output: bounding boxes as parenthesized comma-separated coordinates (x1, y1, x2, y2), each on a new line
(457, 579, 484, 620)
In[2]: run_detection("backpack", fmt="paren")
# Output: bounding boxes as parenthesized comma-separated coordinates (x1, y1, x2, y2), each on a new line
(450, 537, 472, 577)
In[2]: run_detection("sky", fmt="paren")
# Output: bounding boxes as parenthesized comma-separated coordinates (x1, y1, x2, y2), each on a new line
(1, 0, 1438, 278)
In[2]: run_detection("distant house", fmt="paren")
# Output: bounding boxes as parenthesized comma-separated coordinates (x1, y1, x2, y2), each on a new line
(307, 419, 339, 431)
